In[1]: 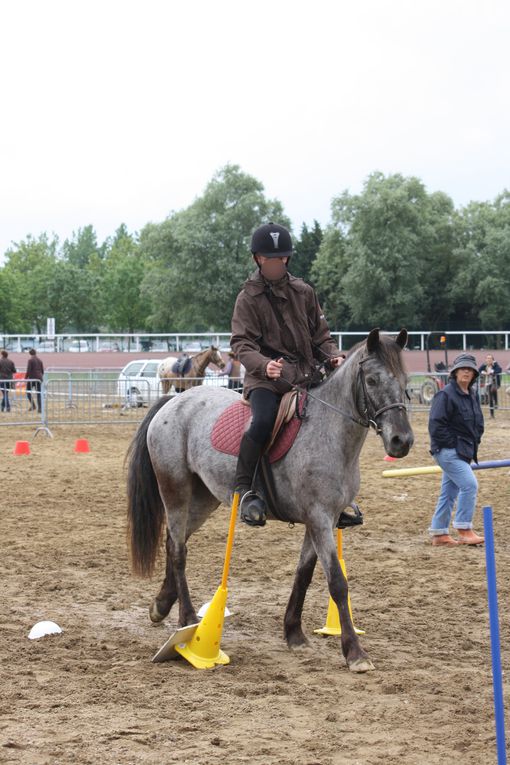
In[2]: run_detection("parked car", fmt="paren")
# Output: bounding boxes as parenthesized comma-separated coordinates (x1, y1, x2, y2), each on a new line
(98, 341, 121, 352)
(37, 341, 57, 353)
(117, 359, 163, 406)
(68, 340, 90, 353)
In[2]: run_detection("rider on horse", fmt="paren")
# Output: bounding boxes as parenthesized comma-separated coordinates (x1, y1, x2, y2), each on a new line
(231, 222, 345, 527)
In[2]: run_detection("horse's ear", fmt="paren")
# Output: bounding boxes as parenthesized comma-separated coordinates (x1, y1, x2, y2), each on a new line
(366, 328, 380, 353)
(395, 329, 408, 349)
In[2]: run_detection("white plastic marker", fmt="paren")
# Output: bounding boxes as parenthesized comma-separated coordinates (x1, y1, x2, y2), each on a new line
(28, 621, 63, 640)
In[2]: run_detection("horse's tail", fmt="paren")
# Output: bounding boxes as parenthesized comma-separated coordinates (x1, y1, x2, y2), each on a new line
(126, 396, 171, 577)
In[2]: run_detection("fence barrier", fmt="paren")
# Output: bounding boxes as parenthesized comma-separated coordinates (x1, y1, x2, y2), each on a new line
(1, 372, 509, 434)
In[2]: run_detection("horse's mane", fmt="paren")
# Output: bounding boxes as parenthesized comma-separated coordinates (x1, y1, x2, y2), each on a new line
(346, 335, 405, 378)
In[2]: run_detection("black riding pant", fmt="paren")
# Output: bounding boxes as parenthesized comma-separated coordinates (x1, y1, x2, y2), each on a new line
(246, 388, 281, 445)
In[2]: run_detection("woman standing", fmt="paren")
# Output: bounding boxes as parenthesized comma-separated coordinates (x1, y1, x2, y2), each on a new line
(428, 353, 485, 547)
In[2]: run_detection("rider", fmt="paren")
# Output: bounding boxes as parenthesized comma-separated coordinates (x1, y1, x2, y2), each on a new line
(231, 222, 345, 526)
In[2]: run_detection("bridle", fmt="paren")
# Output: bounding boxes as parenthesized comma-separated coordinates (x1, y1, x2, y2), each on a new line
(356, 356, 408, 435)
(286, 354, 407, 436)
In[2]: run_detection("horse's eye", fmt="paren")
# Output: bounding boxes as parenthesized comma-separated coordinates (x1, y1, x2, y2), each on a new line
(366, 375, 377, 386)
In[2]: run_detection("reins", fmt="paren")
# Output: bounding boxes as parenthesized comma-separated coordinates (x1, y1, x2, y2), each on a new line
(281, 354, 407, 435)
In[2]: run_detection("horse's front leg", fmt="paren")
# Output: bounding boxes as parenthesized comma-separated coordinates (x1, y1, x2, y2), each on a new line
(149, 530, 178, 623)
(308, 519, 375, 673)
(284, 529, 317, 648)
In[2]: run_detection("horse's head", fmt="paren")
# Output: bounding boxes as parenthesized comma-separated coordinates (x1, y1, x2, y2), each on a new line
(209, 346, 225, 370)
(358, 328, 414, 458)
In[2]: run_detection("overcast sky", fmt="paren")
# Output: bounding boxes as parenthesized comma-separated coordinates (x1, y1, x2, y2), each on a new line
(1, 0, 509, 259)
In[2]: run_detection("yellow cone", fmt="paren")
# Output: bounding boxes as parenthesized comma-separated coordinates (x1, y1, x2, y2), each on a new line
(174, 584, 230, 669)
(314, 559, 365, 635)
(315, 529, 364, 636)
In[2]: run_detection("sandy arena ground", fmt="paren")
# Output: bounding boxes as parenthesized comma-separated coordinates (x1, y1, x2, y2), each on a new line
(1, 410, 509, 764)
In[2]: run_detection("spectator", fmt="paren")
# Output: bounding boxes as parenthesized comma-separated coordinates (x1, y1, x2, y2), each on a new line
(0, 350, 16, 413)
(219, 350, 243, 391)
(25, 348, 44, 413)
(478, 353, 502, 418)
(428, 353, 485, 547)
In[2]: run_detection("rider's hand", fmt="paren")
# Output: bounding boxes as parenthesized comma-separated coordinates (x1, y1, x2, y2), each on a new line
(330, 355, 345, 368)
(266, 358, 284, 379)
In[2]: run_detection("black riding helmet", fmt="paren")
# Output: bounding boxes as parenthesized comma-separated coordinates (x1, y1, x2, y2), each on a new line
(250, 222, 293, 259)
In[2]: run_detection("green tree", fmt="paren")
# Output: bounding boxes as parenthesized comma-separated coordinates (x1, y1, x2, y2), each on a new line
(102, 226, 148, 333)
(451, 193, 510, 330)
(292, 221, 322, 283)
(3, 234, 62, 333)
(141, 164, 289, 331)
(313, 173, 461, 330)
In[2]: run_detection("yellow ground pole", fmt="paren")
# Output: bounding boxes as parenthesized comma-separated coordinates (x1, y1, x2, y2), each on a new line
(175, 492, 239, 669)
(382, 465, 443, 478)
(314, 528, 365, 636)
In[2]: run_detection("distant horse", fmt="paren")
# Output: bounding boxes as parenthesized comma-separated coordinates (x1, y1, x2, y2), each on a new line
(158, 346, 225, 394)
(127, 329, 414, 673)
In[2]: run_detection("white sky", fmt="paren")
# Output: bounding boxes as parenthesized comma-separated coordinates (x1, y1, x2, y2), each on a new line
(1, 0, 509, 258)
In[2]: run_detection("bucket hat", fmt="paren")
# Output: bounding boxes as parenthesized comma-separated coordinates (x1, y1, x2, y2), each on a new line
(449, 353, 479, 379)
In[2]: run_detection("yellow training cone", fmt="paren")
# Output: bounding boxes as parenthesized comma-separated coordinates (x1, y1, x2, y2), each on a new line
(174, 492, 239, 669)
(314, 530, 365, 636)
(174, 584, 230, 668)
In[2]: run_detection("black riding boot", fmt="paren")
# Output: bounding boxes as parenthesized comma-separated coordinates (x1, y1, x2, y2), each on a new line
(234, 433, 267, 527)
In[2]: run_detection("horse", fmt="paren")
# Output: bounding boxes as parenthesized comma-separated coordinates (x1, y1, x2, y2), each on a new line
(158, 346, 225, 394)
(127, 328, 414, 673)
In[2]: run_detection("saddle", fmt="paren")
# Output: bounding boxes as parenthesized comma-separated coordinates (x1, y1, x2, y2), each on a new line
(211, 390, 305, 463)
(171, 356, 192, 376)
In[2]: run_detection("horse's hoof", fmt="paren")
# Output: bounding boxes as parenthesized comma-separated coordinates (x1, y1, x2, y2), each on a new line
(149, 601, 167, 624)
(348, 657, 375, 673)
(285, 627, 309, 650)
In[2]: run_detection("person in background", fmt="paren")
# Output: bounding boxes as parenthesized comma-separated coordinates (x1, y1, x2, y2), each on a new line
(231, 222, 344, 527)
(25, 348, 44, 412)
(0, 350, 16, 413)
(220, 350, 243, 391)
(478, 353, 502, 418)
(428, 353, 485, 547)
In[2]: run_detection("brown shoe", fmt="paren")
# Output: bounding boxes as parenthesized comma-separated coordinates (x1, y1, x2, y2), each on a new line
(457, 529, 484, 545)
(431, 534, 459, 547)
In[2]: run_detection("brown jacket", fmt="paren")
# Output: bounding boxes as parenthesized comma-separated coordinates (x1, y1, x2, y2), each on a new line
(231, 270, 341, 397)
(26, 355, 44, 381)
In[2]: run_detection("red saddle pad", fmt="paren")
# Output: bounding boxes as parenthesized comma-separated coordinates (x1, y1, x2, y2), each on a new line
(211, 396, 305, 463)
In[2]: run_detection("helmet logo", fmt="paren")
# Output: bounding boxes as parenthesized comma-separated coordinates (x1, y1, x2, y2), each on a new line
(269, 232, 280, 249)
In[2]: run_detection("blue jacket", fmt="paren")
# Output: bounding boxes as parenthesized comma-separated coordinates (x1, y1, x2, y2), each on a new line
(429, 380, 484, 463)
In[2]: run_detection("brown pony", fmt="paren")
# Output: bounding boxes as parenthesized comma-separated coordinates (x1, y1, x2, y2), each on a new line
(158, 346, 225, 394)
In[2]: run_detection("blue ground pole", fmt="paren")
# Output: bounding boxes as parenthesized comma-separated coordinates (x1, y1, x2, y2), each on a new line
(483, 505, 507, 765)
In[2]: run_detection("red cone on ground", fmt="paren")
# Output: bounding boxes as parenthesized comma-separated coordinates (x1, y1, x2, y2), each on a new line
(14, 441, 31, 456)
(383, 455, 397, 462)
(74, 439, 90, 453)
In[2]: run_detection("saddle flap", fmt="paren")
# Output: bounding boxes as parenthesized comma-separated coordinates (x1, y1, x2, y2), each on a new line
(265, 390, 298, 454)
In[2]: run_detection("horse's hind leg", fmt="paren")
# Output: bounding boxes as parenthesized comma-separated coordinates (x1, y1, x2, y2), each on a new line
(284, 530, 317, 648)
(149, 530, 178, 623)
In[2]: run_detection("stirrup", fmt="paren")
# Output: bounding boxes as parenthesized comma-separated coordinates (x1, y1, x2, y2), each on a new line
(337, 503, 364, 529)
(239, 491, 267, 528)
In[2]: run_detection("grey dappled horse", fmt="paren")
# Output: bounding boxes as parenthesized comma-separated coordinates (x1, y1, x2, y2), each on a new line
(127, 328, 414, 672)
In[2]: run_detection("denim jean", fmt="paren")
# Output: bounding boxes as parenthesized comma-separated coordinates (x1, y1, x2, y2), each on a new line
(428, 448, 478, 535)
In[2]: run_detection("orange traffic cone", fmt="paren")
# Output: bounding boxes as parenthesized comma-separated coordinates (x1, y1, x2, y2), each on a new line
(74, 439, 90, 453)
(13, 441, 31, 455)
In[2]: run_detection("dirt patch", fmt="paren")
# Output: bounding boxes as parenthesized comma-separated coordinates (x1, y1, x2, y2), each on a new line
(1, 413, 509, 764)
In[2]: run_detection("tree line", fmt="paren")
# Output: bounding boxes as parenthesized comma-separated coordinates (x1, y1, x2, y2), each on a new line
(1, 164, 509, 336)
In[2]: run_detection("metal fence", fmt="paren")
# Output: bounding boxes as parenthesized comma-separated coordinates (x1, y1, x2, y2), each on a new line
(1, 372, 509, 434)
